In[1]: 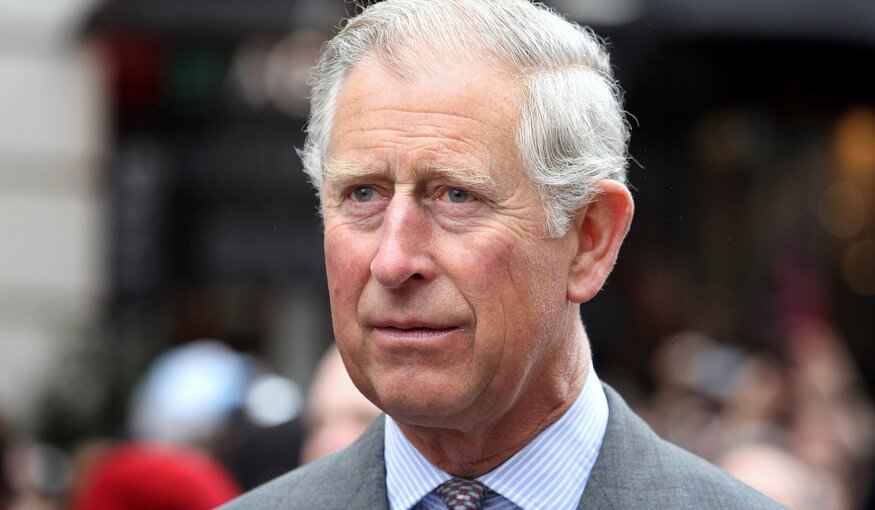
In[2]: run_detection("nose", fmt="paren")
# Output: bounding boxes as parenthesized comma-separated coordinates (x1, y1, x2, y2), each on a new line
(370, 196, 435, 288)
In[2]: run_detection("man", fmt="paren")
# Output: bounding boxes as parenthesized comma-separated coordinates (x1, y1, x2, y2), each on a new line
(222, 0, 782, 508)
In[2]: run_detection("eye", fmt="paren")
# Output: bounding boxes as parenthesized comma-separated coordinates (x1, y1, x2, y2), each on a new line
(445, 187, 472, 203)
(351, 186, 376, 202)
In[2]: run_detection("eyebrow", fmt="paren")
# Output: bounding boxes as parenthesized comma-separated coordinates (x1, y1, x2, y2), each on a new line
(324, 158, 385, 185)
(324, 158, 500, 198)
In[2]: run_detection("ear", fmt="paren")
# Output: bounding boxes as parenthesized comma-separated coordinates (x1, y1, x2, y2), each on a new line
(566, 180, 634, 303)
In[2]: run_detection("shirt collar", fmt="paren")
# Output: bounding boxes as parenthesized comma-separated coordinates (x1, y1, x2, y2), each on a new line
(384, 366, 609, 510)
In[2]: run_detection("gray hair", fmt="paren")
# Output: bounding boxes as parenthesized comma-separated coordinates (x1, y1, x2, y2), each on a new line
(300, 0, 629, 237)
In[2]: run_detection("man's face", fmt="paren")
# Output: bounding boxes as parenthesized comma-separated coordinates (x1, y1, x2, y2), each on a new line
(322, 60, 580, 429)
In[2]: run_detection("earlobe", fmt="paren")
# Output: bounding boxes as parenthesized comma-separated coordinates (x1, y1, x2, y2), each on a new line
(566, 180, 634, 303)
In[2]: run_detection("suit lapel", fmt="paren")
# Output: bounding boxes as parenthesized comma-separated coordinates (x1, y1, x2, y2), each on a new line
(576, 385, 642, 510)
(335, 415, 391, 510)
(576, 477, 616, 510)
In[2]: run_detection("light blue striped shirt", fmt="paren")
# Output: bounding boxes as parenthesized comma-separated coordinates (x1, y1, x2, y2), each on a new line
(384, 367, 609, 510)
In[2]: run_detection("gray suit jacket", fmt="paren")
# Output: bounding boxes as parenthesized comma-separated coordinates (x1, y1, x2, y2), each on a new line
(220, 385, 784, 509)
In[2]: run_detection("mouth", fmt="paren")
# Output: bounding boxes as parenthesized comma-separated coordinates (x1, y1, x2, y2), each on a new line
(372, 325, 461, 340)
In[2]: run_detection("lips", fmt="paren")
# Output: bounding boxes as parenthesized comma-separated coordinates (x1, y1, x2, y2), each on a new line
(367, 318, 467, 342)
(373, 325, 461, 340)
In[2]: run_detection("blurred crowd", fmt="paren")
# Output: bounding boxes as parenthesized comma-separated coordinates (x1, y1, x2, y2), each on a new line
(2, 320, 872, 509)
(0, 341, 379, 510)
(634, 317, 874, 509)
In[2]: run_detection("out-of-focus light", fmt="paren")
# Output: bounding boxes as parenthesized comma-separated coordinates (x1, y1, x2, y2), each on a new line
(818, 182, 866, 239)
(693, 111, 756, 174)
(230, 37, 273, 110)
(228, 32, 324, 117)
(265, 31, 324, 116)
(841, 239, 875, 296)
(244, 374, 302, 428)
(834, 107, 875, 180)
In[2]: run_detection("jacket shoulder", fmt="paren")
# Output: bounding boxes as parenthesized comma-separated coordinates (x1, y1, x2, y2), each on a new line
(582, 386, 785, 510)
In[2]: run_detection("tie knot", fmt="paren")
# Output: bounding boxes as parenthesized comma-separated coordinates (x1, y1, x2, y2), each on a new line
(436, 478, 489, 510)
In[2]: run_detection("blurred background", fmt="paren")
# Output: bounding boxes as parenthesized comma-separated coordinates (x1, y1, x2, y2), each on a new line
(1, 0, 873, 508)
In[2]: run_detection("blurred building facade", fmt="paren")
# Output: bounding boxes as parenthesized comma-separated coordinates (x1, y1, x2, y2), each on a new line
(0, 0, 106, 426)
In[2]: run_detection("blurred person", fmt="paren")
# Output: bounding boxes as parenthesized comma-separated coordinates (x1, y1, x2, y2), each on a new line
(783, 317, 875, 507)
(128, 339, 253, 447)
(643, 331, 763, 460)
(646, 331, 793, 442)
(221, 1, 781, 508)
(1, 417, 66, 510)
(64, 340, 249, 509)
(124, 338, 309, 491)
(719, 354, 787, 430)
(718, 441, 845, 510)
(219, 406, 304, 492)
(68, 442, 240, 510)
(644, 319, 875, 509)
(300, 344, 381, 464)
(1, 415, 11, 508)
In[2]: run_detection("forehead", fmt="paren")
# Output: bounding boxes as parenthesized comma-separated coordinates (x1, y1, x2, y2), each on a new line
(327, 59, 523, 174)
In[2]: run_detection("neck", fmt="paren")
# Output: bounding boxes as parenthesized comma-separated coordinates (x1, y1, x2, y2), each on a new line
(396, 318, 591, 478)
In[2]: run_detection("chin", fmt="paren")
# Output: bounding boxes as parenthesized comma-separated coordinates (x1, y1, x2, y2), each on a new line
(376, 382, 479, 427)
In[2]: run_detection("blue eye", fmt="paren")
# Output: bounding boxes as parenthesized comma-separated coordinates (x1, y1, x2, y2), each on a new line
(447, 188, 471, 203)
(352, 186, 375, 202)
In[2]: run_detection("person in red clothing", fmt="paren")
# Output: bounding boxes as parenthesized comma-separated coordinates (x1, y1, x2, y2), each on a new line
(69, 442, 240, 510)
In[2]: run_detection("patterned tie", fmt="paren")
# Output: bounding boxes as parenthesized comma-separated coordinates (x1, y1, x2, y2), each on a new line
(435, 478, 489, 510)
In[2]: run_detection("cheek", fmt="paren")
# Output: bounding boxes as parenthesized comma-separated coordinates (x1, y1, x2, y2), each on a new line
(451, 237, 513, 302)
(325, 235, 374, 393)
(325, 229, 371, 283)
(442, 235, 525, 339)
(324, 231, 375, 320)
(461, 236, 567, 335)
(458, 234, 564, 296)
(520, 247, 568, 318)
